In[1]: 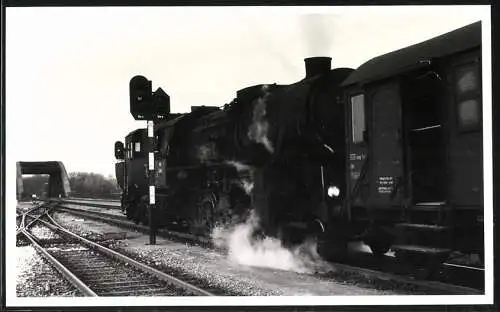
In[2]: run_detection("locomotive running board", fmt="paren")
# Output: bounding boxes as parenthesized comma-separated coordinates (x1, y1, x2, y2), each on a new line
(391, 244, 451, 255)
(414, 201, 446, 206)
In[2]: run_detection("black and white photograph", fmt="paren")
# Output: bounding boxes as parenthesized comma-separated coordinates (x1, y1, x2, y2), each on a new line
(4, 4, 493, 307)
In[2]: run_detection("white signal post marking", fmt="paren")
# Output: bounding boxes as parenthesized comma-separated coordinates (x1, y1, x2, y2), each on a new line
(147, 120, 155, 205)
(149, 186, 155, 205)
(147, 121, 154, 137)
(149, 153, 154, 170)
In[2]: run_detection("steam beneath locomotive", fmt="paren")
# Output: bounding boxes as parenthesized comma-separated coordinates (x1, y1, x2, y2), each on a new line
(211, 211, 320, 274)
(220, 160, 324, 273)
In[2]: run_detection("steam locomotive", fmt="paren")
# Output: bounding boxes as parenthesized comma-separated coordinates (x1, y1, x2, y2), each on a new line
(114, 22, 484, 264)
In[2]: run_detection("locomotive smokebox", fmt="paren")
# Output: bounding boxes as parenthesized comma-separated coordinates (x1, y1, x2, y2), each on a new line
(304, 57, 332, 79)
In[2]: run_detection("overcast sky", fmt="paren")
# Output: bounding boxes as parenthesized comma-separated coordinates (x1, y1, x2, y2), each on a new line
(6, 5, 489, 177)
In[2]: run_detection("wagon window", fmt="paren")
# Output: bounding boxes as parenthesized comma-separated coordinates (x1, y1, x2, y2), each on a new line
(457, 70, 478, 93)
(456, 63, 479, 95)
(134, 142, 141, 152)
(351, 94, 366, 143)
(458, 99, 480, 128)
(455, 62, 481, 130)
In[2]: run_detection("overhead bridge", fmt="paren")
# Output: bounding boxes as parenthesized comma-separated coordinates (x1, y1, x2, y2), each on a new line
(16, 161, 71, 200)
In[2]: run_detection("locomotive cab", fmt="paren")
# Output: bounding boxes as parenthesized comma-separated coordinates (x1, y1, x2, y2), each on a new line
(116, 128, 149, 218)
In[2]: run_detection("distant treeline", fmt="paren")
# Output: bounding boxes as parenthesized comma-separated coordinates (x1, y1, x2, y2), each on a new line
(22, 172, 121, 199)
(68, 172, 121, 198)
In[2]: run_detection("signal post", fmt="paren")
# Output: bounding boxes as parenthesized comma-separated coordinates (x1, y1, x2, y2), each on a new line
(129, 75, 170, 245)
(147, 120, 156, 245)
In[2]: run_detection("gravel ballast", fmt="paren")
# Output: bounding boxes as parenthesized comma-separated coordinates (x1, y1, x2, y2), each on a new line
(16, 246, 81, 297)
(28, 223, 63, 241)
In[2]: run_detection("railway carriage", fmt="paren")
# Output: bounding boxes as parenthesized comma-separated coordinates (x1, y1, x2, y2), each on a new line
(342, 21, 483, 261)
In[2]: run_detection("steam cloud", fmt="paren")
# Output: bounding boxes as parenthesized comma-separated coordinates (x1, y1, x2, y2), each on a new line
(197, 143, 217, 163)
(226, 160, 253, 172)
(226, 160, 254, 195)
(248, 85, 274, 154)
(300, 14, 335, 57)
(211, 210, 321, 274)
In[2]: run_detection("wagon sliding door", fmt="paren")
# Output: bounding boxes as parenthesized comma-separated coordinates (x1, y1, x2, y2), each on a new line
(368, 81, 404, 208)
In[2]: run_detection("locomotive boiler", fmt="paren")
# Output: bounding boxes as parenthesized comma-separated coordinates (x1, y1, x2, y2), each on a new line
(115, 21, 484, 265)
(116, 57, 354, 247)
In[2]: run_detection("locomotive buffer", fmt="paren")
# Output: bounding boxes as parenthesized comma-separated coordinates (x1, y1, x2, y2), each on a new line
(129, 75, 170, 245)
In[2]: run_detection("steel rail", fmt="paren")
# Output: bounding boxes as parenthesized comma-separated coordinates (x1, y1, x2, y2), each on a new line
(443, 262, 485, 271)
(54, 199, 121, 210)
(42, 214, 214, 296)
(67, 197, 120, 202)
(21, 201, 48, 215)
(24, 204, 57, 229)
(17, 202, 58, 236)
(56, 204, 127, 221)
(20, 229, 98, 296)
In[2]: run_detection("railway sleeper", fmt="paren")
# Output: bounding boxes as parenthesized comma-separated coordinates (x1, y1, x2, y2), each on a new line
(85, 276, 148, 284)
(64, 261, 118, 267)
(78, 271, 141, 279)
(98, 287, 177, 297)
(72, 269, 121, 276)
(93, 280, 163, 287)
(91, 282, 165, 291)
(78, 271, 143, 278)
(60, 256, 108, 261)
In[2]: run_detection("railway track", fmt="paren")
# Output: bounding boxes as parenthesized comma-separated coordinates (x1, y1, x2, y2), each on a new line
(17, 202, 60, 245)
(18, 205, 216, 297)
(54, 201, 213, 247)
(56, 198, 121, 209)
(51, 198, 484, 295)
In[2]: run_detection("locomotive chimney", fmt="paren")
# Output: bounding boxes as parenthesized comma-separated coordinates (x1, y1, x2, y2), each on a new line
(304, 57, 332, 79)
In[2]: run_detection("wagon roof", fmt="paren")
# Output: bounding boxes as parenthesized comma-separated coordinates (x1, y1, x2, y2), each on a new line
(126, 128, 145, 137)
(341, 21, 481, 86)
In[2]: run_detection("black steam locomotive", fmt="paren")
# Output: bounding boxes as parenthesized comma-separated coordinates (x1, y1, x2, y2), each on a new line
(114, 22, 484, 264)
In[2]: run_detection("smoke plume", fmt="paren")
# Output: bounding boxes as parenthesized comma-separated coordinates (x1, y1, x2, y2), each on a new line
(211, 210, 321, 274)
(248, 85, 274, 154)
(300, 14, 335, 57)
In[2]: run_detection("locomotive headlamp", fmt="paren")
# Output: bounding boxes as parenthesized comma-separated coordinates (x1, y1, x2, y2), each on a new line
(114, 141, 125, 160)
(327, 185, 340, 197)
